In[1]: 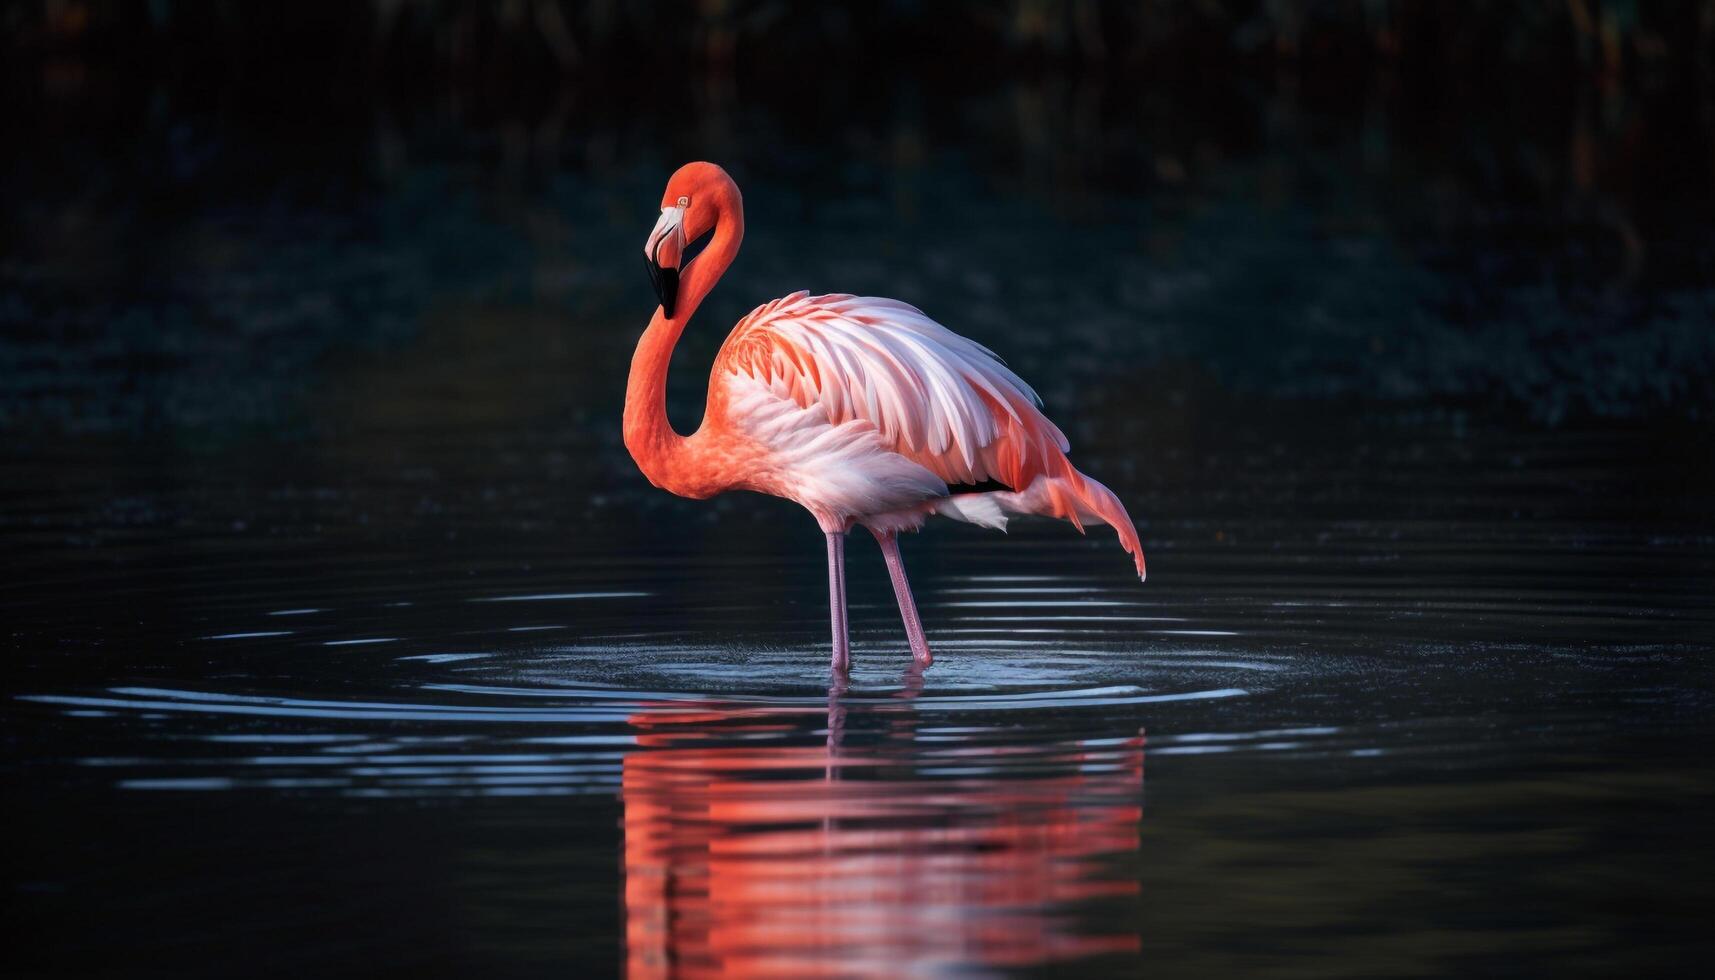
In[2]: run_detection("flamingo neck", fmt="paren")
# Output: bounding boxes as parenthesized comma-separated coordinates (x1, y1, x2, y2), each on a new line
(622, 200, 744, 496)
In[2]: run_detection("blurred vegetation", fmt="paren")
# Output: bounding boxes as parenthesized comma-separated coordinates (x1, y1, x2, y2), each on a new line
(8, 0, 1711, 81)
(2, 2, 1711, 438)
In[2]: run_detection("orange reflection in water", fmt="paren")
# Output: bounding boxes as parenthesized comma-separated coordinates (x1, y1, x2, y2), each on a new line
(622, 680, 1145, 978)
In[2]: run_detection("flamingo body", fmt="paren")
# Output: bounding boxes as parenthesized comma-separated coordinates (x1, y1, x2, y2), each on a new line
(625, 162, 1145, 672)
(715, 291, 1145, 570)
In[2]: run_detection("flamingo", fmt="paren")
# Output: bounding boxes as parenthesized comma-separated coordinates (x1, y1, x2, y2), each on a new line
(625, 162, 1144, 673)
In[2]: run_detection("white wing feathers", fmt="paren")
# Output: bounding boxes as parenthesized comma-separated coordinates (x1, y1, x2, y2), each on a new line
(719, 292, 1068, 484)
(713, 291, 1146, 576)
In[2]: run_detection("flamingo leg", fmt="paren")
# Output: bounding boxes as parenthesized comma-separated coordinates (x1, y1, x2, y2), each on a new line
(873, 530, 933, 667)
(826, 531, 850, 674)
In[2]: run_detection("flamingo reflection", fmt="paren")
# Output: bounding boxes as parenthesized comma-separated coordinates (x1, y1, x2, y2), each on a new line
(622, 670, 1145, 978)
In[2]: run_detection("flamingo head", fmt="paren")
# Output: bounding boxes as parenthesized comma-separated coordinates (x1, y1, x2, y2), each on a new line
(645, 162, 739, 319)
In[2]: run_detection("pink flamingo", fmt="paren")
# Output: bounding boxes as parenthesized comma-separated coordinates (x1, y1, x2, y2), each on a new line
(626, 162, 1144, 673)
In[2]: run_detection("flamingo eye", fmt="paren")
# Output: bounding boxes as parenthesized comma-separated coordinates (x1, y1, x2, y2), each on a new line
(677, 196, 689, 209)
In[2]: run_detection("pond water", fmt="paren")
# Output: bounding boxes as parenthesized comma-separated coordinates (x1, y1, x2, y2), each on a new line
(5, 66, 1714, 977)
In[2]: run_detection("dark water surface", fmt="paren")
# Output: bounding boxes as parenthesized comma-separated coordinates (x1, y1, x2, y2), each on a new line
(6, 63, 1715, 977)
(8, 408, 1714, 976)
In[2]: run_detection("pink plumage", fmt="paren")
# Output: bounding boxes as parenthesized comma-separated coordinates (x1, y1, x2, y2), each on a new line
(718, 292, 1146, 577)
(625, 162, 1145, 673)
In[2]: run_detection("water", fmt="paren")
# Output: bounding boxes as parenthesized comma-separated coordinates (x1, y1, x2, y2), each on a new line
(9, 406, 1712, 975)
(6, 52, 1715, 977)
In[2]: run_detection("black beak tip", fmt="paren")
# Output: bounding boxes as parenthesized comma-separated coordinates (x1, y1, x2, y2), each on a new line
(659, 269, 678, 318)
(645, 258, 679, 318)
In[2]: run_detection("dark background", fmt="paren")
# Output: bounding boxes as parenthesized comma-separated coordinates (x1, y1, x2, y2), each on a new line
(5, 1, 1712, 440)
(4, 3, 1714, 977)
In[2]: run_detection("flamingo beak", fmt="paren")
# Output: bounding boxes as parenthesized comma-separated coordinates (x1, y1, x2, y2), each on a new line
(644, 205, 686, 318)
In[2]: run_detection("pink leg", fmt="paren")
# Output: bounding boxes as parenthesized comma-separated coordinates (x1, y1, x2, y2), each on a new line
(873, 530, 933, 667)
(826, 531, 850, 674)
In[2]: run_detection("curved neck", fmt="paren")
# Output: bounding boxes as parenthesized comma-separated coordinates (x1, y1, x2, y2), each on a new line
(623, 198, 744, 492)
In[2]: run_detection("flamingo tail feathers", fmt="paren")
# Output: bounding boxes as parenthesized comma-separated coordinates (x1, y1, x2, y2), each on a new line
(1061, 469, 1147, 581)
(927, 469, 1146, 581)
